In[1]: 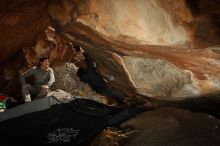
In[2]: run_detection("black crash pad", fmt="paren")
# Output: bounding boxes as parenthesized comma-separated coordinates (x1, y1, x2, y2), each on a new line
(0, 96, 145, 146)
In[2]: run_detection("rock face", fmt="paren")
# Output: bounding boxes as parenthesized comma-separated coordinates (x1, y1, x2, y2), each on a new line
(91, 107, 220, 146)
(52, 62, 122, 105)
(21, 27, 83, 69)
(0, 0, 50, 63)
(52, 63, 102, 100)
(119, 107, 220, 146)
(47, 0, 220, 100)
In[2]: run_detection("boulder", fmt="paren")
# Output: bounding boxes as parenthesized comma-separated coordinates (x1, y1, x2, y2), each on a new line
(47, 89, 72, 101)
(119, 107, 220, 146)
(92, 107, 220, 146)
(52, 62, 119, 105)
(52, 63, 97, 97)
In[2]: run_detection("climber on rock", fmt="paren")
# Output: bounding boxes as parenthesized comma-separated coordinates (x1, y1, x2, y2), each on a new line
(20, 57, 55, 102)
(77, 52, 126, 102)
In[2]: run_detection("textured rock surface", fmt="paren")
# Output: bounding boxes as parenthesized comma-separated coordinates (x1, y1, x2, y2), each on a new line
(52, 63, 100, 97)
(21, 27, 83, 70)
(91, 107, 220, 146)
(47, 0, 220, 100)
(48, 89, 73, 101)
(52, 63, 120, 105)
(119, 107, 220, 146)
(0, 0, 50, 63)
